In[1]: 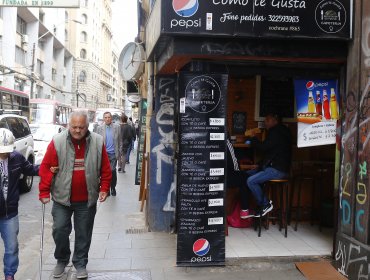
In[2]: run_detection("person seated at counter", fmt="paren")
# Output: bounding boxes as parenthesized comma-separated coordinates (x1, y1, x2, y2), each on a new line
(240, 112, 291, 219)
(226, 135, 249, 215)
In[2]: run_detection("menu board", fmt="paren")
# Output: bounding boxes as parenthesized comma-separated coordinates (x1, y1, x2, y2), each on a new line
(259, 76, 295, 119)
(232, 111, 247, 135)
(177, 73, 228, 266)
(135, 99, 148, 185)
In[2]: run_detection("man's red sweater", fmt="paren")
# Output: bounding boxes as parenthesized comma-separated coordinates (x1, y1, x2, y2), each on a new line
(39, 136, 111, 202)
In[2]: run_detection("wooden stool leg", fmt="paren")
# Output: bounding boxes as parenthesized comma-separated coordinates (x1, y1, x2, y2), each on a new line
(279, 183, 283, 231)
(288, 177, 296, 225)
(284, 182, 289, 238)
(311, 179, 316, 226)
(258, 216, 262, 237)
(295, 178, 302, 231)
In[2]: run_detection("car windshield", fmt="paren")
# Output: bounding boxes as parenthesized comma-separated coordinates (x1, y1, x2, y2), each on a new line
(32, 126, 56, 142)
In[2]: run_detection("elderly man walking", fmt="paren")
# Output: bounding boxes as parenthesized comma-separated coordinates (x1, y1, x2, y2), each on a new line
(38, 110, 112, 279)
(96, 111, 121, 196)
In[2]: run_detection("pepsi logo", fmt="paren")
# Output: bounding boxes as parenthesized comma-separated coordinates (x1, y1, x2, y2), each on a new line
(173, 0, 199, 18)
(193, 238, 210, 256)
(306, 81, 315, 90)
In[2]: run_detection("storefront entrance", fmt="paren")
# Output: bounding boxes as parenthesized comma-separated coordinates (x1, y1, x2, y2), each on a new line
(223, 69, 341, 258)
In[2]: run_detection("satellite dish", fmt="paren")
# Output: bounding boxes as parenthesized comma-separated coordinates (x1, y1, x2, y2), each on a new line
(128, 95, 141, 103)
(118, 42, 145, 81)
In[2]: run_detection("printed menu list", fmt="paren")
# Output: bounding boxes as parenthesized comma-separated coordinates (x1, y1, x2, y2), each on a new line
(177, 74, 228, 266)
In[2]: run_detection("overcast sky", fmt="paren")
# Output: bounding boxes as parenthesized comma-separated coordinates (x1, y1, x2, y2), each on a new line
(111, 0, 138, 51)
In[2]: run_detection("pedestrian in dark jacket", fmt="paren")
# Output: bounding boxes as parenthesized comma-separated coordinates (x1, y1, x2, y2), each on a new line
(125, 117, 136, 164)
(0, 128, 39, 280)
(119, 115, 133, 173)
(241, 113, 291, 219)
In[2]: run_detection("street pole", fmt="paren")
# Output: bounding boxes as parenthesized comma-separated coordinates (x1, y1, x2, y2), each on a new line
(76, 78, 79, 107)
(30, 43, 36, 99)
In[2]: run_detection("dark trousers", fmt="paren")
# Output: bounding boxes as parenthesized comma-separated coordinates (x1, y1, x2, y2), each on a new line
(238, 171, 251, 210)
(107, 153, 117, 191)
(52, 202, 96, 269)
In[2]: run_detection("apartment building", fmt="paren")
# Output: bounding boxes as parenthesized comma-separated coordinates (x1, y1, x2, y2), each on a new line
(0, 6, 73, 103)
(66, 0, 124, 110)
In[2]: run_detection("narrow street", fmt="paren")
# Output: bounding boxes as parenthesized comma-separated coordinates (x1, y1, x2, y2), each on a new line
(0, 152, 308, 280)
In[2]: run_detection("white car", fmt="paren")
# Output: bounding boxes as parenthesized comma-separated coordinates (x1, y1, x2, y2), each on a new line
(30, 124, 66, 165)
(0, 114, 35, 192)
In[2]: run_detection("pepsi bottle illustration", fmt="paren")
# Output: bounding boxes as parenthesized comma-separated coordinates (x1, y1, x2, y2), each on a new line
(323, 90, 331, 120)
(315, 91, 322, 116)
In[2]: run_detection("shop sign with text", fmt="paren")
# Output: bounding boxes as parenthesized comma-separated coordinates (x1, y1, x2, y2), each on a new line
(294, 79, 339, 147)
(0, 0, 80, 8)
(163, 0, 352, 39)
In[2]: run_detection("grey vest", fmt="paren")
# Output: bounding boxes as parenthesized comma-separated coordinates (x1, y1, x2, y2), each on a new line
(51, 130, 103, 207)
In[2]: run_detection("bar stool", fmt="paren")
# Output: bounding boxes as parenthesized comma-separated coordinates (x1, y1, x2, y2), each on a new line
(289, 162, 317, 231)
(256, 178, 290, 238)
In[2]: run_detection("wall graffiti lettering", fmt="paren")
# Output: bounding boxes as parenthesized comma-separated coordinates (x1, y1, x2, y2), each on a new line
(148, 75, 177, 231)
(152, 79, 175, 185)
(335, 239, 370, 279)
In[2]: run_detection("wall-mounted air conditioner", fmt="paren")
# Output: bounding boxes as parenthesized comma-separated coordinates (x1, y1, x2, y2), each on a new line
(22, 35, 28, 44)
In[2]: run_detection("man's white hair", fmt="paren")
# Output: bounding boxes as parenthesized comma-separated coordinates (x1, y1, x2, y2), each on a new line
(69, 109, 89, 125)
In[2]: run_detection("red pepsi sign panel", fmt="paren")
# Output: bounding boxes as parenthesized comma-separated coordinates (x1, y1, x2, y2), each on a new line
(177, 73, 228, 266)
(163, 0, 352, 39)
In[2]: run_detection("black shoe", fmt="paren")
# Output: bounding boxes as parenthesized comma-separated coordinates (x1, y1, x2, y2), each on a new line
(118, 168, 122, 172)
(126, 161, 130, 164)
(255, 202, 273, 217)
(111, 189, 116, 196)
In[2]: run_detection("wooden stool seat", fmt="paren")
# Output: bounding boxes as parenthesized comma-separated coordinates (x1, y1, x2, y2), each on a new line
(269, 179, 289, 183)
(255, 178, 290, 238)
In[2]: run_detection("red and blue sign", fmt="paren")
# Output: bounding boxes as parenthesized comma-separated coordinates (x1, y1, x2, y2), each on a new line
(172, 0, 199, 17)
(193, 238, 210, 256)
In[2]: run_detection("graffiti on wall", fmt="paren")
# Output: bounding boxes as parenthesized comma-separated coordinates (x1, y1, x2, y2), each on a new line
(335, 239, 370, 279)
(150, 76, 177, 215)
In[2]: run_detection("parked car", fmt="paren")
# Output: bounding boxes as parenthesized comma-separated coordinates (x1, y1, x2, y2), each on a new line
(0, 113, 35, 192)
(30, 124, 66, 165)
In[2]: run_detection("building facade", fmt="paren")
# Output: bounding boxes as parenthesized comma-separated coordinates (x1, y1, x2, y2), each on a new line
(0, 6, 73, 103)
(66, 0, 125, 110)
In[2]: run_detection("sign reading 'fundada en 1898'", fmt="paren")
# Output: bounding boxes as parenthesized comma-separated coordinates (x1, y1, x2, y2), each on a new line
(0, 0, 80, 7)
(163, 0, 352, 39)
(177, 73, 228, 266)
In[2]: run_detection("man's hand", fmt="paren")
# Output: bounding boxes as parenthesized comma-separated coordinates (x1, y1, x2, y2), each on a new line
(50, 166, 59, 174)
(40, 197, 50, 204)
(99, 192, 109, 202)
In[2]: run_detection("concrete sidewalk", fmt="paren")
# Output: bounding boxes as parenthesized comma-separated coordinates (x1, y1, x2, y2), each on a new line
(36, 152, 308, 280)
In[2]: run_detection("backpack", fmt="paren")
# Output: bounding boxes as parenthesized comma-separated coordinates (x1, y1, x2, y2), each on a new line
(227, 201, 253, 228)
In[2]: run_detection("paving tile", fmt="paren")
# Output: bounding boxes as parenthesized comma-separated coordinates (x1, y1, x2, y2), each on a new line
(106, 247, 176, 259)
(86, 258, 132, 271)
(131, 257, 176, 270)
(131, 237, 176, 249)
